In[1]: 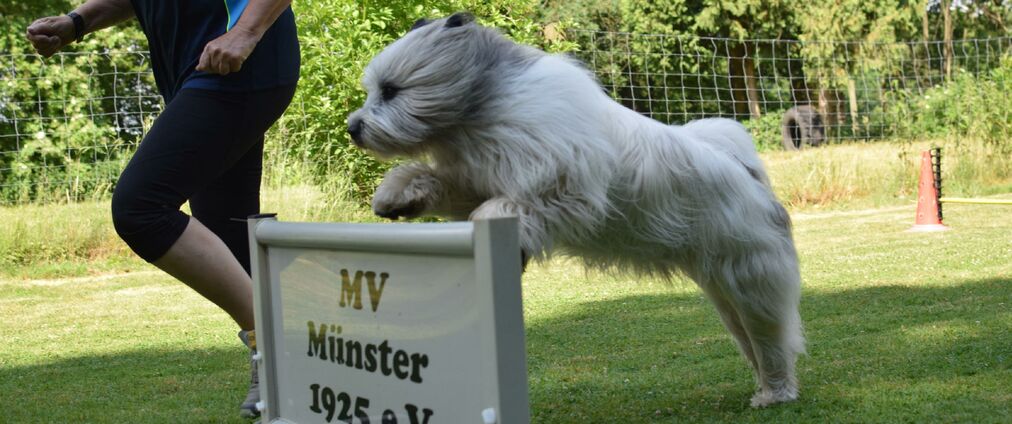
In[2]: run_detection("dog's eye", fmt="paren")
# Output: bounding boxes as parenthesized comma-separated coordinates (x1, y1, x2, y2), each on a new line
(381, 84, 400, 101)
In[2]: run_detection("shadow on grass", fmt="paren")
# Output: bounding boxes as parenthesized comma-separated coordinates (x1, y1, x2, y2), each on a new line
(0, 346, 250, 423)
(2, 278, 1007, 423)
(525, 277, 1011, 423)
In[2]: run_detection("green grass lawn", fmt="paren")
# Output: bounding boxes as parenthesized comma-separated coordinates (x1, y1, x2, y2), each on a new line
(1, 197, 1010, 423)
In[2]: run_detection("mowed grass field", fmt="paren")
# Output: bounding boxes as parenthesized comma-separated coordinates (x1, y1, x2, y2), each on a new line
(1, 193, 1009, 423)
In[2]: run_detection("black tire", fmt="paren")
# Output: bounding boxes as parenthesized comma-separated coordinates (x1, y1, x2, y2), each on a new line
(781, 105, 825, 151)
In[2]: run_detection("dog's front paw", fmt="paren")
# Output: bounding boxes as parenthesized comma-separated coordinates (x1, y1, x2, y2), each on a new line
(373, 197, 426, 220)
(372, 182, 433, 220)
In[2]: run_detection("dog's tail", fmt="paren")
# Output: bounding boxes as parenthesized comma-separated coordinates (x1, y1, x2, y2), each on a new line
(681, 118, 771, 187)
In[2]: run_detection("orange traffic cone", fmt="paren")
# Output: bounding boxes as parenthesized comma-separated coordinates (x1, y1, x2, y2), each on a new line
(909, 150, 948, 232)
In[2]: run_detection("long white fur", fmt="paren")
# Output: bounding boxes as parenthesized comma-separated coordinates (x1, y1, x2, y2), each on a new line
(347, 14, 805, 407)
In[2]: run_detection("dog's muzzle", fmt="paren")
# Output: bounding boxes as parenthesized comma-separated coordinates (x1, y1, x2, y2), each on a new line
(347, 118, 364, 147)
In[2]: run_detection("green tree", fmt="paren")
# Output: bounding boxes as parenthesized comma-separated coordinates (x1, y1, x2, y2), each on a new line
(694, 1, 799, 118)
(554, 1, 801, 121)
(796, 1, 921, 135)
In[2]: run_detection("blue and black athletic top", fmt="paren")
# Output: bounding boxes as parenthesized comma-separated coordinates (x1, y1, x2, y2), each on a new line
(130, 0, 300, 102)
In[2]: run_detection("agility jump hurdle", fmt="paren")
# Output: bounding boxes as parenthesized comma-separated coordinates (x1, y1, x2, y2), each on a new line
(911, 147, 1012, 231)
(246, 215, 528, 424)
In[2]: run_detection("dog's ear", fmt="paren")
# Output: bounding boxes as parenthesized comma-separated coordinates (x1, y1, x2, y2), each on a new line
(444, 12, 475, 28)
(410, 18, 430, 32)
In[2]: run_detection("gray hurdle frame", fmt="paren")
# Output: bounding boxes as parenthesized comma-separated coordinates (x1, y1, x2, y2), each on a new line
(246, 215, 530, 424)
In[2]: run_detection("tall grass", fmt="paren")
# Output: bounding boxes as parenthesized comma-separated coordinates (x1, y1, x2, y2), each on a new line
(766, 137, 1012, 210)
(765, 141, 919, 209)
(2, 136, 1010, 278)
(0, 168, 378, 278)
(0, 201, 138, 278)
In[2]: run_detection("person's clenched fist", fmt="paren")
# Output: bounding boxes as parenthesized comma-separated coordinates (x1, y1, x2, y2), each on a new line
(26, 16, 76, 58)
(196, 27, 260, 75)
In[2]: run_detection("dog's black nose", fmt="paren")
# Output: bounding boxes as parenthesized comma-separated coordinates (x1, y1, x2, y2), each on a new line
(347, 119, 363, 145)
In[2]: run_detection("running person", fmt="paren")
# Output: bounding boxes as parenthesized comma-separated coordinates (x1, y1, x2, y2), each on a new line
(26, 0, 299, 418)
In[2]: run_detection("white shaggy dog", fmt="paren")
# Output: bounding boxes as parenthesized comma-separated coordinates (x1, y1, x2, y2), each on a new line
(347, 13, 804, 407)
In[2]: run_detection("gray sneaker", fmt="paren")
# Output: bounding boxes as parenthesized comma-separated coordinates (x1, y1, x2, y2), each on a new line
(238, 330, 260, 419)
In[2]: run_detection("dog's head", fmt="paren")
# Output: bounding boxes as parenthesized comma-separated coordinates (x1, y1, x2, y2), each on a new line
(346, 12, 515, 157)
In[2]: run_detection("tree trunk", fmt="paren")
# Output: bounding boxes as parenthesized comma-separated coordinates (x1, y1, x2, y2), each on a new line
(818, 88, 843, 137)
(729, 43, 762, 120)
(744, 54, 762, 119)
(942, 0, 953, 80)
(847, 78, 859, 135)
(818, 88, 832, 139)
(818, 88, 829, 124)
(920, 0, 930, 86)
(791, 75, 811, 105)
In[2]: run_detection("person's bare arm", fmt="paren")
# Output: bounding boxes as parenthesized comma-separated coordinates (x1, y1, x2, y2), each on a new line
(26, 0, 135, 57)
(196, 0, 293, 75)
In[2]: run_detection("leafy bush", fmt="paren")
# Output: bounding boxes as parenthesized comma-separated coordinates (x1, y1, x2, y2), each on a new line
(1, 1, 154, 203)
(743, 111, 786, 152)
(883, 55, 1012, 155)
(962, 56, 1012, 154)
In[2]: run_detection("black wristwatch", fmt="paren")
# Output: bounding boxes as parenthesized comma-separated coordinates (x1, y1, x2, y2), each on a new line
(67, 11, 86, 42)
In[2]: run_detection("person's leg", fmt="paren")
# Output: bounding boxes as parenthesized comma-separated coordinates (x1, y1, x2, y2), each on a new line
(163, 136, 264, 334)
(111, 85, 294, 419)
(182, 91, 287, 419)
(111, 86, 294, 332)
(188, 137, 264, 276)
(152, 217, 257, 328)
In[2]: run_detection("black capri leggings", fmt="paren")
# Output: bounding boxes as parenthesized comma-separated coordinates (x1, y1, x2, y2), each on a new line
(111, 85, 296, 274)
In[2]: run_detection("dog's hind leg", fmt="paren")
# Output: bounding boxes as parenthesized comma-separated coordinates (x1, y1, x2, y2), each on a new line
(711, 248, 804, 407)
(700, 287, 759, 373)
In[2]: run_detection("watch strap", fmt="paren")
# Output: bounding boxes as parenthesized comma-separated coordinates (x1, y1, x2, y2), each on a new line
(67, 11, 85, 42)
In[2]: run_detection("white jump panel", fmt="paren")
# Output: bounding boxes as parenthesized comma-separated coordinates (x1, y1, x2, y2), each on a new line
(247, 217, 528, 424)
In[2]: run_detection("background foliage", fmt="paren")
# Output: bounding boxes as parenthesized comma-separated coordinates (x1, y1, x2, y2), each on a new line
(1, 0, 1011, 204)
(270, 0, 573, 200)
(1, 1, 153, 203)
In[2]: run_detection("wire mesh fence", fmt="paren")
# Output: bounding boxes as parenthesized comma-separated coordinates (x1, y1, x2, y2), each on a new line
(0, 50, 161, 204)
(1, 34, 1010, 204)
(569, 31, 1012, 148)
